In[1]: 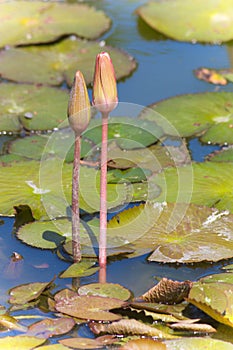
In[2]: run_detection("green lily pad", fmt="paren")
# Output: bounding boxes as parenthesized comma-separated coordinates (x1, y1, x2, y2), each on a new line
(9, 280, 52, 305)
(78, 283, 131, 301)
(83, 118, 163, 150)
(59, 260, 99, 278)
(188, 278, 233, 328)
(0, 159, 130, 219)
(0, 1, 110, 47)
(54, 289, 125, 321)
(0, 83, 68, 133)
(106, 141, 190, 170)
(0, 37, 136, 86)
(27, 317, 75, 339)
(137, 0, 233, 43)
(150, 162, 233, 213)
(165, 338, 233, 349)
(207, 148, 233, 162)
(107, 203, 233, 263)
(6, 131, 93, 161)
(140, 92, 233, 143)
(0, 336, 45, 350)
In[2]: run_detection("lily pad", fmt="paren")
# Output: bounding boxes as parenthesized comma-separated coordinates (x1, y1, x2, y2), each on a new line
(0, 1, 110, 47)
(140, 92, 233, 143)
(164, 338, 233, 349)
(0, 159, 130, 219)
(0, 336, 45, 350)
(6, 131, 93, 161)
(78, 283, 131, 301)
(59, 260, 99, 278)
(188, 278, 233, 328)
(83, 117, 163, 150)
(137, 0, 233, 43)
(0, 83, 68, 133)
(59, 336, 117, 349)
(0, 37, 136, 86)
(54, 290, 125, 321)
(107, 202, 233, 263)
(26, 317, 75, 339)
(8, 280, 52, 305)
(106, 141, 190, 171)
(150, 162, 233, 213)
(207, 148, 233, 162)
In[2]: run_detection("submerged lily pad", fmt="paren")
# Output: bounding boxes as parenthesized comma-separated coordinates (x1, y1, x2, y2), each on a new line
(0, 83, 68, 133)
(107, 203, 233, 263)
(137, 0, 233, 43)
(0, 1, 110, 47)
(140, 92, 233, 143)
(0, 37, 136, 86)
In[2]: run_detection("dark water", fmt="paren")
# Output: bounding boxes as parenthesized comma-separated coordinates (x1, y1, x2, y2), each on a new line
(0, 0, 232, 338)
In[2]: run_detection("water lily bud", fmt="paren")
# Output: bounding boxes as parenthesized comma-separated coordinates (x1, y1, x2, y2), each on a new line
(93, 52, 118, 114)
(68, 71, 91, 136)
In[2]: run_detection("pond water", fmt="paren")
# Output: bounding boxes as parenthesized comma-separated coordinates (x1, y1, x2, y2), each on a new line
(0, 0, 233, 342)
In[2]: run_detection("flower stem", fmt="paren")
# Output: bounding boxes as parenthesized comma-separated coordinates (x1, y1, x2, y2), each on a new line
(72, 134, 82, 263)
(99, 113, 108, 269)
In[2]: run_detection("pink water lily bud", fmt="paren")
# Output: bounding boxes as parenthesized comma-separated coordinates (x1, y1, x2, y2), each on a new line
(68, 71, 91, 136)
(93, 52, 118, 114)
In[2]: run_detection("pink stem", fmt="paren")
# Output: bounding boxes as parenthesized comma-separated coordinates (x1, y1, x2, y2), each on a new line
(72, 134, 82, 263)
(99, 113, 108, 270)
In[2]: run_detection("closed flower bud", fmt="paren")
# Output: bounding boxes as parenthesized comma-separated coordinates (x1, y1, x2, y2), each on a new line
(93, 52, 118, 114)
(68, 71, 91, 136)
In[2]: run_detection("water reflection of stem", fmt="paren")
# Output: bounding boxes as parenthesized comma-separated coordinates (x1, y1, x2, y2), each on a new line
(72, 135, 81, 263)
(99, 113, 108, 274)
(72, 277, 80, 292)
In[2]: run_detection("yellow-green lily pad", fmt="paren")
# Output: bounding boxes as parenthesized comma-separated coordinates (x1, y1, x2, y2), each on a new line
(107, 203, 233, 263)
(137, 0, 233, 43)
(0, 37, 136, 86)
(0, 336, 45, 350)
(78, 283, 131, 301)
(0, 83, 68, 133)
(165, 338, 233, 349)
(0, 1, 110, 47)
(140, 92, 233, 143)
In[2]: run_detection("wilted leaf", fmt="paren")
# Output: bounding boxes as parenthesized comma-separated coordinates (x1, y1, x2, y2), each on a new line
(0, 37, 136, 86)
(164, 337, 233, 349)
(0, 336, 45, 349)
(194, 67, 228, 85)
(0, 1, 110, 46)
(140, 92, 233, 143)
(59, 260, 99, 278)
(78, 283, 131, 301)
(141, 278, 192, 304)
(108, 202, 233, 263)
(169, 321, 216, 333)
(54, 290, 125, 321)
(137, 0, 233, 43)
(89, 318, 172, 338)
(9, 280, 52, 305)
(26, 317, 75, 339)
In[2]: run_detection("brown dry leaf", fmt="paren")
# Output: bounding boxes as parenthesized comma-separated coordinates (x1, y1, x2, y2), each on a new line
(194, 67, 227, 85)
(169, 321, 216, 333)
(121, 338, 167, 350)
(140, 278, 192, 304)
(89, 318, 171, 338)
